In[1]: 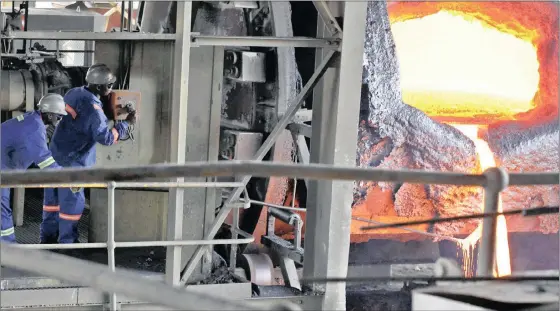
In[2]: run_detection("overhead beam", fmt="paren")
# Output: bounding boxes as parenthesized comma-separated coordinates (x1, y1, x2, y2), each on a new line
(3, 31, 175, 41)
(191, 34, 339, 49)
(4, 32, 339, 49)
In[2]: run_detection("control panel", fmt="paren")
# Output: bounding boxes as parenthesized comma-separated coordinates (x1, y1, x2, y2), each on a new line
(109, 90, 141, 121)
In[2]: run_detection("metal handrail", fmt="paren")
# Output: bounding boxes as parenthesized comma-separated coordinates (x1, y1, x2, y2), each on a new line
(0, 244, 298, 311)
(2, 160, 557, 187)
(3, 180, 255, 310)
(1, 162, 558, 309)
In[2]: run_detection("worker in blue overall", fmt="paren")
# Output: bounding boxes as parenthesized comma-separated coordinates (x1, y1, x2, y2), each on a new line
(41, 64, 136, 244)
(1, 94, 68, 243)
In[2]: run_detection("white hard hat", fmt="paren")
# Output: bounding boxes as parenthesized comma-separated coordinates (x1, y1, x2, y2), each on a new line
(85, 63, 116, 85)
(37, 93, 67, 115)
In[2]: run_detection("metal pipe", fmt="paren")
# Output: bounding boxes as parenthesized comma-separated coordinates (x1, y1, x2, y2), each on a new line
(120, 1, 125, 31)
(107, 182, 117, 310)
(10, 236, 254, 250)
(269, 207, 301, 225)
(477, 167, 509, 277)
(3, 31, 175, 41)
(128, 1, 133, 32)
(115, 181, 244, 188)
(44, 49, 95, 53)
(191, 34, 339, 49)
(13, 242, 108, 249)
(180, 50, 339, 284)
(22, 1, 29, 52)
(507, 173, 558, 186)
(246, 199, 307, 212)
(359, 206, 558, 231)
(229, 208, 240, 270)
(4, 162, 557, 188)
(6, 182, 244, 189)
(0, 244, 297, 311)
(116, 237, 253, 248)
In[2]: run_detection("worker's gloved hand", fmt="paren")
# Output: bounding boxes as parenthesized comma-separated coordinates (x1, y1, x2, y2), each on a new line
(114, 121, 131, 140)
(125, 111, 137, 126)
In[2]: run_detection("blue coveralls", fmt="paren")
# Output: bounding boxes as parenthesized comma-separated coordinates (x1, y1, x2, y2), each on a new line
(1, 111, 61, 243)
(41, 87, 129, 244)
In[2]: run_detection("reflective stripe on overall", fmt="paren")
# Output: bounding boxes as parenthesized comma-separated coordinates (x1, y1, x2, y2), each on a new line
(1, 187, 16, 243)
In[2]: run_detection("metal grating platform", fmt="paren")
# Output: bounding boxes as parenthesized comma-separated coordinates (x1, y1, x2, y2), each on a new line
(14, 189, 89, 244)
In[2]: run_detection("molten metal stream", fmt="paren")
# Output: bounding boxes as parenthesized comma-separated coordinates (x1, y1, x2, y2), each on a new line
(453, 124, 512, 277)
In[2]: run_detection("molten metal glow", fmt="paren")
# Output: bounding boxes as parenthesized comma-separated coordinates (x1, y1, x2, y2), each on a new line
(453, 124, 512, 277)
(388, 2, 559, 125)
(392, 11, 539, 123)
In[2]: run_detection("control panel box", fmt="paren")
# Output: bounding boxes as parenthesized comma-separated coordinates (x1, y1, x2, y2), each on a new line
(109, 90, 141, 121)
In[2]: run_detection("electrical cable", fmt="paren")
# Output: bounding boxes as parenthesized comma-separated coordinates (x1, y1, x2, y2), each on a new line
(301, 275, 559, 284)
(360, 206, 559, 231)
(352, 216, 463, 243)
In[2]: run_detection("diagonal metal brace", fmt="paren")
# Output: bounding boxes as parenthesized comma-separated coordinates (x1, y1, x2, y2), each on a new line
(313, 1, 343, 37)
(179, 50, 339, 284)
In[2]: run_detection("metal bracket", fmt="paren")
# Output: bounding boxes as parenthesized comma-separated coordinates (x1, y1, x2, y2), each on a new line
(261, 235, 304, 265)
(224, 50, 267, 83)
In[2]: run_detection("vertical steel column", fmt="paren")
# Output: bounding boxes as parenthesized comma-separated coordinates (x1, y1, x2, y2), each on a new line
(166, 1, 192, 287)
(477, 167, 509, 277)
(302, 2, 368, 310)
(203, 46, 225, 275)
(107, 182, 118, 310)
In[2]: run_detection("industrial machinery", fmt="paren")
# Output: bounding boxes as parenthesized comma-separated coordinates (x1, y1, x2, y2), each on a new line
(1, 1, 558, 310)
(0, 3, 326, 309)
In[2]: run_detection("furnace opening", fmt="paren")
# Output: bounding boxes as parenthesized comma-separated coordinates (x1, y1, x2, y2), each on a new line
(387, 1, 559, 126)
(392, 11, 540, 124)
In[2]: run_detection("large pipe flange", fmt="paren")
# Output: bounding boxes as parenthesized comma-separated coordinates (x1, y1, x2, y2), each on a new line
(239, 253, 275, 285)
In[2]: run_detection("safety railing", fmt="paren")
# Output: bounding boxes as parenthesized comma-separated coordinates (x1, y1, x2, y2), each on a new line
(2, 180, 256, 310)
(1, 161, 559, 309)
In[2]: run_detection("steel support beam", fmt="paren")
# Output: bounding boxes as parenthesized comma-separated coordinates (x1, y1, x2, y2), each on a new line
(4, 32, 338, 49)
(166, 1, 192, 287)
(302, 2, 368, 310)
(179, 50, 338, 284)
(3, 31, 176, 41)
(191, 34, 339, 48)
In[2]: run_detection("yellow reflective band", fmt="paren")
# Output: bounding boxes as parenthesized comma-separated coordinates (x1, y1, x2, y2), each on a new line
(38, 156, 56, 169)
(1, 227, 15, 236)
(16, 115, 24, 122)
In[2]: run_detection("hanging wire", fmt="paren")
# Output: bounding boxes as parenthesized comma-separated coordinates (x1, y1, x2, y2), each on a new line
(352, 216, 463, 243)
(360, 206, 559, 231)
